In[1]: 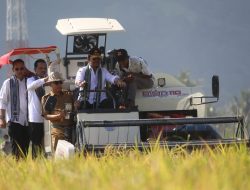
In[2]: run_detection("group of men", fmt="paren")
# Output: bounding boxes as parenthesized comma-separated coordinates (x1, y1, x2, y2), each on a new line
(75, 47, 154, 109)
(0, 58, 48, 159)
(0, 47, 154, 159)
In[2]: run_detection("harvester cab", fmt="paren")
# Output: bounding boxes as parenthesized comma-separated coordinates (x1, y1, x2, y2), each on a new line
(54, 18, 247, 152)
(55, 18, 124, 81)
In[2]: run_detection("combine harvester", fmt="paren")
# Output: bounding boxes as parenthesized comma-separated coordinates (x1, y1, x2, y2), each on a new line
(0, 18, 248, 156)
(55, 18, 249, 152)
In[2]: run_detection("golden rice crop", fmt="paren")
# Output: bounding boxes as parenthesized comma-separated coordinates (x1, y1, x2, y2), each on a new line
(0, 144, 249, 190)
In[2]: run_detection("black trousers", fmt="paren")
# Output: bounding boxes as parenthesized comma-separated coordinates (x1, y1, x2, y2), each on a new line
(29, 122, 44, 158)
(8, 122, 30, 159)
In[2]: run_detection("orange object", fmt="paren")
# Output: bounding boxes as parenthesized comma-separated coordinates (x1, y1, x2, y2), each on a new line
(147, 112, 186, 139)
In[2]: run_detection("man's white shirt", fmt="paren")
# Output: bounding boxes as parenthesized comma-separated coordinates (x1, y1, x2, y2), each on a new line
(0, 78, 28, 126)
(27, 76, 45, 123)
(115, 56, 153, 76)
(75, 65, 119, 104)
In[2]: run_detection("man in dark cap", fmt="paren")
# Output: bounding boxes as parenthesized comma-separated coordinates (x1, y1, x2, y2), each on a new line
(115, 49, 154, 108)
(75, 47, 126, 109)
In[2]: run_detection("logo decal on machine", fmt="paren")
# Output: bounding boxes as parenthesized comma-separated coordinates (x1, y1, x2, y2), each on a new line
(142, 90, 188, 97)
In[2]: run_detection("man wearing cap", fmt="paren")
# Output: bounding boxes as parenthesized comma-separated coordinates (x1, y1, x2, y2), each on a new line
(0, 59, 30, 159)
(75, 47, 125, 109)
(41, 72, 75, 151)
(114, 49, 154, 108)
(27, 59, 48, 158)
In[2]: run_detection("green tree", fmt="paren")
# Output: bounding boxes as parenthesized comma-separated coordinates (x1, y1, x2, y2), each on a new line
(231, 90, 250, 129)
(176, 71, 218, 116)
(176, 71, 198, 87)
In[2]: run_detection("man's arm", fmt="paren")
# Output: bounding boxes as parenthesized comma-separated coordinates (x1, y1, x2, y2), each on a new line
(103, 68, 126, 88)
(0, 80, 9, 128)
(27, 77, 48, 91)
(41, 95, 65, 122)
(127, 72, 152, 79)
(0, 109, 6, 128)
(75, 67, 85, 87)
(121, 57, 153, 80)
(138, 59, 153, 78)
(24, 67, 35, 78)
(114, 78, 126, 88)
(43, 111, 65, 122)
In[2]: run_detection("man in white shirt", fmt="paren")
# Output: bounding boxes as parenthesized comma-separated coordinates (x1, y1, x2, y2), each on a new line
(115, 49, 154, 108)
(0, 59, 30, 159)
(75, 47, 125, 109)
(27, 59, 48, 158)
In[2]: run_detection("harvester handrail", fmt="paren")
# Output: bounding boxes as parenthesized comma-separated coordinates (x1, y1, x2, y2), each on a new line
(80, 116, 244, 128)
(79, 87, 116, 109)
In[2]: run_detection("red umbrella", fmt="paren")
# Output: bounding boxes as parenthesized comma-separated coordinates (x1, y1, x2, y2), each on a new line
(0, 46, 58, 68)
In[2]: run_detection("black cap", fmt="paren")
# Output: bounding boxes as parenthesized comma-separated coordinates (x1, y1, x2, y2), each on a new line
(115, 49, 129, 62)
(89, 47, 101, 58)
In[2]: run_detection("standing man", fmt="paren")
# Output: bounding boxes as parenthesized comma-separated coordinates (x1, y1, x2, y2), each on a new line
(115, 49, 154, 108)
(27, 59, 48, 158)
(41, 72, 75, 152)
(0, 59, 30, 159)
(75, 47, 125, 109)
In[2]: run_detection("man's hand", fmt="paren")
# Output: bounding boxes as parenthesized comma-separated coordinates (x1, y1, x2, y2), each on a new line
(0, 118, 6, 128)
(24, 67, 35, 78)
(123, 74, 135, 82)
(115, 79, 126, 88)
(79, 81, 88, 88)
(74, 100, 81, 110)
(56, 110, 66, 122)
(44, 76, 49, 83)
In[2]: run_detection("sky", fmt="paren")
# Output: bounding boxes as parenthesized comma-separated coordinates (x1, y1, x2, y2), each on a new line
(0, 0, 250, 106)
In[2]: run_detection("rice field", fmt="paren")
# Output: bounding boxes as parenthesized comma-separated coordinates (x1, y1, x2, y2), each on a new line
(0, 144, 249, 190)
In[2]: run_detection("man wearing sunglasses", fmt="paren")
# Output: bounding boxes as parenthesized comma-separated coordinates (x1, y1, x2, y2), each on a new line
(75, 47, 126, 109)
(0, 59, 30, 159)
(41, 72, 76, 151)
(27, 59, 48, 158)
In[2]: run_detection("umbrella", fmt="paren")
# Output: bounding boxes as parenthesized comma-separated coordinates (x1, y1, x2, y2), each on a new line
(0, 46, 58, 68)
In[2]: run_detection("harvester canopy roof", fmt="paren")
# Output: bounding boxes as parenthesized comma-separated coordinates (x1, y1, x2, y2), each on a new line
(56, 18, 125, 35)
